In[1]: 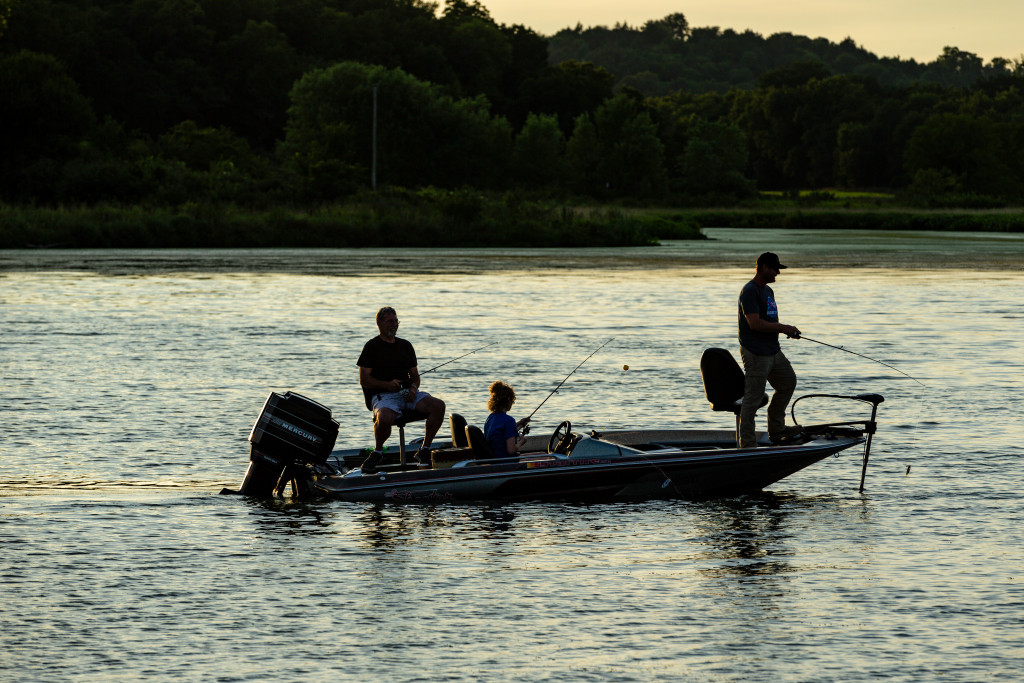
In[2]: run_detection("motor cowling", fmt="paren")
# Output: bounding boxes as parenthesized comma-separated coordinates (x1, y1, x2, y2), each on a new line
(233, 391, 340, 496)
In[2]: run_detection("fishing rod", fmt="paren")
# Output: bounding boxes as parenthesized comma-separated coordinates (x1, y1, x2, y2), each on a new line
(800, 336, 926, 386)
(420, 341, 498, 375)
(525, 338, 614, 424)
(399, 341, 498, 400)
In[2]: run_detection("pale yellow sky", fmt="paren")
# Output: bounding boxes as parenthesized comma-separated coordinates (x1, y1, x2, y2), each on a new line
(476, 0, 1023, 63)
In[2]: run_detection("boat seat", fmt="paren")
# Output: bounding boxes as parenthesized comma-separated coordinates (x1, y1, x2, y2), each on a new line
(465, 425, 494, 460)
(393, 409, 429, 467)
(700, 347, 768, 432)
(450, 413, 469, 447)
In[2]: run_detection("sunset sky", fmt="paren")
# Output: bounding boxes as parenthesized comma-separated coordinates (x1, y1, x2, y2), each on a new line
(475, 0, 1024, 63)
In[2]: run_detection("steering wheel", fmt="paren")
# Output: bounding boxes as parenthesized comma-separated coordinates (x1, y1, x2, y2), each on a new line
(547, 420, 572, 454)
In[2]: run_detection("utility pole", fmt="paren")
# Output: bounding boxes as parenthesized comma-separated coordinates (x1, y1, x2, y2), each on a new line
(371, 84, 378, 191)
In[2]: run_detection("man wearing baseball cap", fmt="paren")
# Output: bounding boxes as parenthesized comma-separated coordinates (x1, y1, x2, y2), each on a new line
(737, 252, 803, 448)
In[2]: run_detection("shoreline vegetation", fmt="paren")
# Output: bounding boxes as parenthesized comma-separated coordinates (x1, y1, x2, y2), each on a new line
(4, 191, 1024, 250)
(0, 193, 704, 249)
(7, 3, 1024, 244)
(6, 188, 1024, 249)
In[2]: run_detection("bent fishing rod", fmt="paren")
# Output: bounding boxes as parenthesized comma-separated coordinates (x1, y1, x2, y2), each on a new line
(524, 338, 614, 427)
(800, 335, 926, 386)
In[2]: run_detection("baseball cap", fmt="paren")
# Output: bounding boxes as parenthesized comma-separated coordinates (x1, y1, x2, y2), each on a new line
(756, 252, 787, 269)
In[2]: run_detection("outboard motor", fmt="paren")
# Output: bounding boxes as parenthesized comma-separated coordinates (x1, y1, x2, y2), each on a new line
(230, 391, 339, 497)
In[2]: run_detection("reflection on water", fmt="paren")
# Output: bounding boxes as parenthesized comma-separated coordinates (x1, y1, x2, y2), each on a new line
(695, 496, 795, 579)
(244, 497, 332, 535)
(356, 505, 428, 551)
(4, 227, 1024, 274)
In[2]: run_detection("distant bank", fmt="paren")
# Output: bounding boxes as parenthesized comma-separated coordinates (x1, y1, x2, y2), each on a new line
(0, 198, 703, 249)
(3, 200, 1023, 250)
(682, 208, 1024, 232)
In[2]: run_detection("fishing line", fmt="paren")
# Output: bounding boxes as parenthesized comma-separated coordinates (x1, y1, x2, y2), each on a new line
(800, 336, 926, 386)
(636, 453, 685, 496)
(526, 338, 614, 422)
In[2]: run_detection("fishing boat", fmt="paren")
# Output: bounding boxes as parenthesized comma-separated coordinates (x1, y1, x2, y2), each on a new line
(223, 348, 885, 502)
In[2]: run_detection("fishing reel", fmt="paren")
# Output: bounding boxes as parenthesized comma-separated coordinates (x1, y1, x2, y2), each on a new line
(398, 378, 416, 401)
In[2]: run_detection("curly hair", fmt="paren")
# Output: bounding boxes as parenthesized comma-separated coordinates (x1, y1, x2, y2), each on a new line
(487, 381, 516, 412)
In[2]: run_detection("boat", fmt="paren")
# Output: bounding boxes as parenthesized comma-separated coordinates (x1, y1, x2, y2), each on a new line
(223, 348, 884, 502)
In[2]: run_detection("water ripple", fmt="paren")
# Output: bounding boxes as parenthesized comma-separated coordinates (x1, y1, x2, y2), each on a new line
(2, 240, 1022, 681)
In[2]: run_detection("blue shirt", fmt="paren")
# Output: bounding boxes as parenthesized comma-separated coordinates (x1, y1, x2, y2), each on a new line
(484, 411, 517, 458)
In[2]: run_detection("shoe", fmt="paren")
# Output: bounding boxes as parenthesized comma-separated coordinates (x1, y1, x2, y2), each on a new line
(414, 449, 432, 469)
(361, 450, 383, 474)
(770, 425, 803, 437)
(769, 425, 803, 444)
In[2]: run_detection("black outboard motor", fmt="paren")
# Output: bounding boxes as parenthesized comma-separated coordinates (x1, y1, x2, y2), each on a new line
(231, 391, 339, 497)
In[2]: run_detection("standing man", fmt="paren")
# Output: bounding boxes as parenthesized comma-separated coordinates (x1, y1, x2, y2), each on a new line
(737, 252, 802, 448)
(357, 306, 446, 472)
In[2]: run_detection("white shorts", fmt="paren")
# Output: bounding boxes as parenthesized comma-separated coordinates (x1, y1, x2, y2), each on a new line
(371, 390, 430, 417)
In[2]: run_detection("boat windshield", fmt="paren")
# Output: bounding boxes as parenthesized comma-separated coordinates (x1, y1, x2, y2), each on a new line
(565, 436, 642, 458)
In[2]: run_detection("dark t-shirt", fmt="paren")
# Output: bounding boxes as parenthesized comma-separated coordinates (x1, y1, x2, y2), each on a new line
(356, 336, 417, 410)
(484, 411, 517, 458)
(738, 280, 780, 356)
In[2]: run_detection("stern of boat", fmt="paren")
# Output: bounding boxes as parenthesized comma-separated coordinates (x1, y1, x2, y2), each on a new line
(223, 391, 340, 497)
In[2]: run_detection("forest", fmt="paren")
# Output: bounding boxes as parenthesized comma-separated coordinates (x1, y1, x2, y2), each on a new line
(2, 0, 1024, 224)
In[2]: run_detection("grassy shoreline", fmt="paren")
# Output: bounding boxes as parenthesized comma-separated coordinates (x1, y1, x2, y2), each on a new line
(4, 198, 1024, 250)
(0, 199, 704, 249)
(679, 208, 1024, 232)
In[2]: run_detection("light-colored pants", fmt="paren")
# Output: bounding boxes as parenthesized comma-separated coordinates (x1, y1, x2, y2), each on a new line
(738, 347, 797, 448)
(371, 390, 430, 417)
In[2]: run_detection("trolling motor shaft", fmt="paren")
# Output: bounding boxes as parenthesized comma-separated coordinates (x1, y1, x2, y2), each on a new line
(790, 392, 884, 492)
(858, 394, 884, 492)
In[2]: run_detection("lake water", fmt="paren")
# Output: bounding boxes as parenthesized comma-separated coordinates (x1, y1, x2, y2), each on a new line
(2, 229, 1023, 681)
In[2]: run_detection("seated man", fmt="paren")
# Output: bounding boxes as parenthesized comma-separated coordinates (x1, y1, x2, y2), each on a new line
(357, 306, 445, 472)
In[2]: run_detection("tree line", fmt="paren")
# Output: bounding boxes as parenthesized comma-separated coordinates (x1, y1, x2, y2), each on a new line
(3, 0, 1024, 209)
(549, 17, 1021, 95)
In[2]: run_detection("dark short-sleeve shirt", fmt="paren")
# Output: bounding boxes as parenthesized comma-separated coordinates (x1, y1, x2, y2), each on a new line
(484, 411, 517, 458)
(738, 280, 781, 356)
(357, 336, 417, 409)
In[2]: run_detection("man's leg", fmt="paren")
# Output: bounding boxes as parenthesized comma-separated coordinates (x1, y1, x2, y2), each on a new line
(765, 351, 797, 435)
(412, 395, 446, 449)
(739, 347, 771, 448)
(361, 406, 397, 473)
(373, 407, 397, 451)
